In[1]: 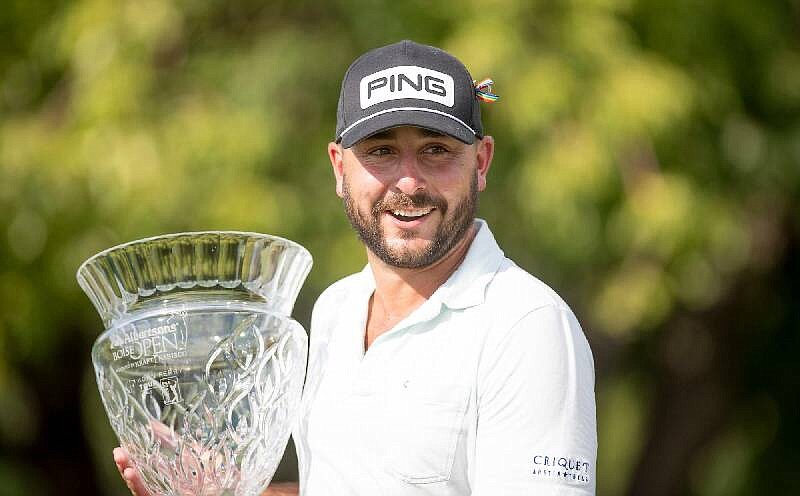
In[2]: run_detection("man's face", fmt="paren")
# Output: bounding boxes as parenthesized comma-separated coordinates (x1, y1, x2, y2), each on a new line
(328, 126, 494, 268)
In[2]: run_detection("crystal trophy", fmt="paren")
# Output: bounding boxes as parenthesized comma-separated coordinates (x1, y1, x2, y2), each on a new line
(77, 232, 312, 496)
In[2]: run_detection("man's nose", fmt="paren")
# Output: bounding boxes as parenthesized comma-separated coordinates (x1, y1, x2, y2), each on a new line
(394, 152, 426, 195)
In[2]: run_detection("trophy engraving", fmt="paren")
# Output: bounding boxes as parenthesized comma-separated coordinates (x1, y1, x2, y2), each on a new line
(78, 232, 312, 496)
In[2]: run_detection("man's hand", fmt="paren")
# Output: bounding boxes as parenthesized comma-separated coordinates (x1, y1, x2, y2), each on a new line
(112, 446, 299, 496)
(113, 447, 152, 496)
(261, 482, 299, 495)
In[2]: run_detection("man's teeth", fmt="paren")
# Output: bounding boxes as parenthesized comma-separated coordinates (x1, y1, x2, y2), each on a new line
(391, 207, 433, 218)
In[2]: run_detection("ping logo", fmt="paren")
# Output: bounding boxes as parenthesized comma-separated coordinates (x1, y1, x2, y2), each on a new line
(360, 65, 454, 109)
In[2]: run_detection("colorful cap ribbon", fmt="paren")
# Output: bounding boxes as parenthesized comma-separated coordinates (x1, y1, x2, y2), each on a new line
(474, 78, 499, 103)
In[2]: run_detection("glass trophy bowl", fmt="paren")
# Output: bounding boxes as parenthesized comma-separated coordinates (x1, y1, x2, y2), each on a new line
(77, 232, 312, 496)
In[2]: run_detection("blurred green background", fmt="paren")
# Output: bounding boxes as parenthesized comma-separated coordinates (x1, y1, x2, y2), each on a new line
(1, 0, 799, 494)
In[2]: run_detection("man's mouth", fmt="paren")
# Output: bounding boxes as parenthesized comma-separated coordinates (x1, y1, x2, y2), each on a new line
(387, 206, 435, 222)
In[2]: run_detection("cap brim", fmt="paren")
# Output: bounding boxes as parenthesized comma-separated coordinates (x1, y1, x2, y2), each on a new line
(339, 109, 477, 148)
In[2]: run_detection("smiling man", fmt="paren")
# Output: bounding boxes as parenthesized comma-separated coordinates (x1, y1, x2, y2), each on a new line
(114, 40, 597, 496)
(293, 40, 598, 495)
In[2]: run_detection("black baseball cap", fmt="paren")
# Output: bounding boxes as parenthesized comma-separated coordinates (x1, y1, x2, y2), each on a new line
(335, 40, 484, 148)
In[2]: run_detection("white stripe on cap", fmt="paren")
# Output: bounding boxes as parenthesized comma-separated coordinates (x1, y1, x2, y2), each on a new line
(338, 106, 477, 141)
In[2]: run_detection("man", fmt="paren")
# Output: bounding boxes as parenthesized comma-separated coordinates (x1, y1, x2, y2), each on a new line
(115, 40, 597, 496)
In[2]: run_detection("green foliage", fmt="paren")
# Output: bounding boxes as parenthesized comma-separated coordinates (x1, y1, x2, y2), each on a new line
(1, 1, 798, 494)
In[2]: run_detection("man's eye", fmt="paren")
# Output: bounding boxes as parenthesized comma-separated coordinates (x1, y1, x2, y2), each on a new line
(368, 147, 393, 156)
(423, 145, 449, 155)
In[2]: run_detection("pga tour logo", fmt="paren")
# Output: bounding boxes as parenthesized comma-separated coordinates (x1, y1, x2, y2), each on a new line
(360, 65, 455, 109)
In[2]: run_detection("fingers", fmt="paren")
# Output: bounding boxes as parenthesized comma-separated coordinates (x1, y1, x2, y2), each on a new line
(149, 418, 178, 450)
(123, 466, 152, 496)
(113, 447, 152, 496)
(113, 447, 130, 478)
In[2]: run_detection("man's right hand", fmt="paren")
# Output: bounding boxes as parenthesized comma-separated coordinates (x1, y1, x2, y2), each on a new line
(262, 482, 300, 495)
(111, 447, 299, 496)
(113, 447, 152, 496)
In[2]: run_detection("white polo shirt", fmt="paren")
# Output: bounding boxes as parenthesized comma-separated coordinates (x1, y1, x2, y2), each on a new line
(294, 220, 596, 495)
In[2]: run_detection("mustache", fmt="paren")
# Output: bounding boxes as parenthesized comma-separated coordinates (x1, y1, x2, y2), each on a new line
(372, 191, 446, 215)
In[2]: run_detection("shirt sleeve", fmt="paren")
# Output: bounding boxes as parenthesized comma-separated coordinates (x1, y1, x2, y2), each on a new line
(471, 304, 597, 495)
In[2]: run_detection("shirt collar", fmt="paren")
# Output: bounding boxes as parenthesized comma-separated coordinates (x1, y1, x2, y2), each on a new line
(436, 219, 505, 310)
(356, 219, 505, 311)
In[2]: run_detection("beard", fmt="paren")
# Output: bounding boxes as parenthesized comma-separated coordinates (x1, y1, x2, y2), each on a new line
(342, 171, 478, 269)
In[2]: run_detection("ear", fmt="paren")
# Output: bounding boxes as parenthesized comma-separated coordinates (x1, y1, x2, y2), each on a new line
(475, 136, 495, 192)
(328, 142, 345, 198)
